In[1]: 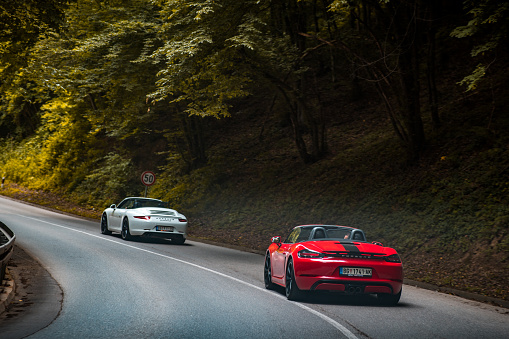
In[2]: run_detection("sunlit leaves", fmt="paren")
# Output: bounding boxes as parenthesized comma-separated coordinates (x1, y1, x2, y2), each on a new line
(457, 64, 486, 92)
(150, 0, 259, 118)
(0, 0, 163, 196)
(451, 0, 509, 91)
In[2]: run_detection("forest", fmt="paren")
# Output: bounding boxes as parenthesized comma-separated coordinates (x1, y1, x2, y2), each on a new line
(0, 0, 508, 301)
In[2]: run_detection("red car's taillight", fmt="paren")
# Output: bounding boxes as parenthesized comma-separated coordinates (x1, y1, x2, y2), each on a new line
(384, 254, 401, 263)
(134, 216, 151, 220)
(298, 249, 324, 259)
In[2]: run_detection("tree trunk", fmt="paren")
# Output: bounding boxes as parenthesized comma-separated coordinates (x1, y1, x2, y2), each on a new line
(426, 7, 440, 130)
(398, 35, 426, 162)
(183, 115, 207, 170)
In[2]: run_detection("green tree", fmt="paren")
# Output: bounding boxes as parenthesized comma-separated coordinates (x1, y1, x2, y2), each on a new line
(147, 0, 254, 168)
(1, 0, 167, 198)
(0, 0, 72, 137)
(150, 0, 335, 164)
(451, 0, 509, 91)
(259, 0, 330, 163)
(328, 0, 448, 161)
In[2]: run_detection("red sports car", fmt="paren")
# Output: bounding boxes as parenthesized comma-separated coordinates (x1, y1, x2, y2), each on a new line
(264, 225, 403, 305)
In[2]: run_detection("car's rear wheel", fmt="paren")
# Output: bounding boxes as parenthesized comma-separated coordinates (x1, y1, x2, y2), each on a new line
(100, 213, 112, 235)
(378, 288, 402, 306)
(285, 258, 304, 301)
(264, 253, 275, 290)
(172, 237, 185, 245)
(121, 218, 133, 241)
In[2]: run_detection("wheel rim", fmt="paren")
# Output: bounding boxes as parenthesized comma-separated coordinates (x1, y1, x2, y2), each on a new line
(101, 215, 107, 232)
(122, 219, 128, 239)
(285, 261, 293, 296)
(264, 255, 271, 286)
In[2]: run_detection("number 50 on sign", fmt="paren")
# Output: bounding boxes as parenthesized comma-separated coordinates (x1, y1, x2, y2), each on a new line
(141, 171, 156, 186)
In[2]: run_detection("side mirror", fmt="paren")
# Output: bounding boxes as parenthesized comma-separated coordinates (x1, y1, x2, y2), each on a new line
(110, 204, 116, 209)
(271, 236, 281, 244)
(372, 241, 383, 247)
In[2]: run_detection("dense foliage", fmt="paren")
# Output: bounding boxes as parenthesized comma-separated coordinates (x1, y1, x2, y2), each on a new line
(0, 0, 508, 299)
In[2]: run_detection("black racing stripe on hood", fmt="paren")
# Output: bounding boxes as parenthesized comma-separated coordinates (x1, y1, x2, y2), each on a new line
(342, 243, 360, 252)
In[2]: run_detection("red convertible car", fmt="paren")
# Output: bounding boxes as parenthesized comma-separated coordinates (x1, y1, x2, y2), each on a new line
(264, 225, 403, 305)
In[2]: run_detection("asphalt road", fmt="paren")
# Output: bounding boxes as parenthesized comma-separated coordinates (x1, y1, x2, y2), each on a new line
(0, 196, 508, 339)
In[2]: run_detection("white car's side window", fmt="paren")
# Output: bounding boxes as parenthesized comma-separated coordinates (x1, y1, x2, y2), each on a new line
(117, 199, 131, 209)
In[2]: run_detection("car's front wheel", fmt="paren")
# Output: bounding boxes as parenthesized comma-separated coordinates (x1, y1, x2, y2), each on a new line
(100, 213, 112, 235)
(285, 258, 304, 301)
(121, 218, 133, 241)
(264, 253, 275, 290)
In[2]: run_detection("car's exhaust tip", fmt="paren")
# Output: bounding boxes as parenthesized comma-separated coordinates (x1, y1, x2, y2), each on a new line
(345, 285, 364, 295)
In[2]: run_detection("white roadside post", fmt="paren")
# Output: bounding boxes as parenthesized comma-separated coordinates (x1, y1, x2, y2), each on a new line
(141, 171, 156, 197)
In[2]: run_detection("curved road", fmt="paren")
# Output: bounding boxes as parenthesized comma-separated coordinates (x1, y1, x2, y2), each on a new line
(0, 196, 508, 338)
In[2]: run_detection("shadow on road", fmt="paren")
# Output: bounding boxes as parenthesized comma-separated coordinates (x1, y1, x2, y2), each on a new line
(107, 233, 193, 246)
(271, 285, 414, 308)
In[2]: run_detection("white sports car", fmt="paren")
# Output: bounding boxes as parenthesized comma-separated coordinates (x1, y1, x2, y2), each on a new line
(100, 197, 188, 244)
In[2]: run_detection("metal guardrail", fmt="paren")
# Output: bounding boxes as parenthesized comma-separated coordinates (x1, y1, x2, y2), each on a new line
(0, 221, 15, 282)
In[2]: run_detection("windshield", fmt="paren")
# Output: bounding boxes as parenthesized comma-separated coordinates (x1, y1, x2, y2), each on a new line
(134, 199, 167, 208)
(284, 225, 366, 243)
(118, 198, 167, 209)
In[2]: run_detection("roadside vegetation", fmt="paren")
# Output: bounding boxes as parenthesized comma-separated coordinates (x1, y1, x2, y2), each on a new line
(0, 0, 508, 301)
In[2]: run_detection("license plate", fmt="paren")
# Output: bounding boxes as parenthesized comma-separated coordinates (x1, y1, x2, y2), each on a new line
(156, 226, 174, 232)
(340, 267, 372, 277)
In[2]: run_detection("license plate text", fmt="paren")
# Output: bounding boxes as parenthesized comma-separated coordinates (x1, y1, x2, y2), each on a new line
(340, 267, 372, 277)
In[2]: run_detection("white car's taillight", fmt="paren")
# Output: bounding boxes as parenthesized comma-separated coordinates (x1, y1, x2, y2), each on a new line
(134, 216, 151, 220)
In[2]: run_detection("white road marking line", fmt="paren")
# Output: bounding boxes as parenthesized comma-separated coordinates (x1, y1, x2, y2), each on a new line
(17, 214, 359, 339)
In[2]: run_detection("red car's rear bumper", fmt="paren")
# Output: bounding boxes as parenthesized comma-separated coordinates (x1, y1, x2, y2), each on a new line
(294, 257, 403, 294)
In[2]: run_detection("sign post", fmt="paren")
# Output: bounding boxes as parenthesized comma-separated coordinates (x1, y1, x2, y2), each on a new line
(141, 171, 156, 197)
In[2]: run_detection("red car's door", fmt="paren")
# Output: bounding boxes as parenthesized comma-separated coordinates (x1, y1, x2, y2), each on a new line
(272, 244, 289, 278)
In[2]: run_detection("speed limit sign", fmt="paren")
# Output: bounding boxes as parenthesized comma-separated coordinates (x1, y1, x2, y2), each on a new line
(141, 171, 156, 186)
